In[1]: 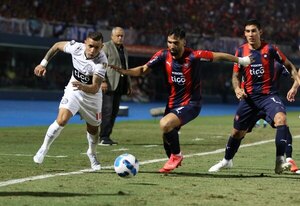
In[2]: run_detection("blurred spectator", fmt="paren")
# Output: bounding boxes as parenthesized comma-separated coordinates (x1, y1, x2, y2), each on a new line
(0, 0, 298, 46)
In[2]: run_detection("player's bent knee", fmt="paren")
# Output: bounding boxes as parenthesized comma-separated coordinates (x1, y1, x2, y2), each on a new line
(86, 124, 99, 135)
(274, 112, 287, 125)
(56, 119, 68, 127)
(232, 129, 247, 139)
(159, 121, 172, 133)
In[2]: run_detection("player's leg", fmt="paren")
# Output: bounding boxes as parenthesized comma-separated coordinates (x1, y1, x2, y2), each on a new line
(33, 108, 73, 164)
(159, 113, 182, 172)
(159, 105, 201, 173)
(80, 95, 102, 171)
(86, 123, 101, 171)
(285, 126, 299, 172)
(209, 99, 254, 172)
(265, 95, 290, 174)
(209, 129, 246, 172)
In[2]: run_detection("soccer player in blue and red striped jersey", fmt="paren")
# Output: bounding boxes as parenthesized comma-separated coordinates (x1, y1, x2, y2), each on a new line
(111, 27, 251, 173)
(209, 19, 300, 174)
(234, 62, 299, 173)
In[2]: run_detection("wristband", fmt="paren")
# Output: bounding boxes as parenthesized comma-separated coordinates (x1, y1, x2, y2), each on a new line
(238, 56, 250, 66)
(40, 59, 48, 67)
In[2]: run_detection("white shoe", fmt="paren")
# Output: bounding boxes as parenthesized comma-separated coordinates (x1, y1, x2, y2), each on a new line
(33, 147, 48, 164)
(208, 158, 233, 172)
(87, 152, 101, 171)
(275, 156, 291, 174)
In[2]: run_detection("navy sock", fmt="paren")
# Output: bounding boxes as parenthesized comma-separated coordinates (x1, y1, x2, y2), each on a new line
(164, 129, 180, 155)
(285, 126, 292, 158)
(163, 135, 171, 158)
(275, 125, 288, 156)
(224, 136, 243, 160)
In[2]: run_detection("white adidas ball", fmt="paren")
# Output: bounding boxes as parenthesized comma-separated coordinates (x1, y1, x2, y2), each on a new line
(114, 153, 139, 178)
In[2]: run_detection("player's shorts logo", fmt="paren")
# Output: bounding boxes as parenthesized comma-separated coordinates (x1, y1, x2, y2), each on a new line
(61, 98, 68, 104)
(175, 107, 184, 114)
(270, 97, 282, 104)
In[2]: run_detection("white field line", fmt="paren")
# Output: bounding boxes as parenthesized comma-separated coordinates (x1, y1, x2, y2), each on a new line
(0, 135, 299, 188)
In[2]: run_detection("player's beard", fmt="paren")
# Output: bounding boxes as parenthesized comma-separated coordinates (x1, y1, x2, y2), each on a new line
(170, 49, 178, 56)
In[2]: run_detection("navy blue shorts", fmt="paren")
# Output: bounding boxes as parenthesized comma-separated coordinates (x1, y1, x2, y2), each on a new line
(247, 111, 275, 133)
(165, 104, 201, 127)
(234, 94, 286, 131)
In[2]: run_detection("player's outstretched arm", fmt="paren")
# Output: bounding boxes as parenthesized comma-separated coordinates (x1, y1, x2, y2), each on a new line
(34, 41, 68, 77)
(110, 64, 151, 77)
(212, 52, 252, 66)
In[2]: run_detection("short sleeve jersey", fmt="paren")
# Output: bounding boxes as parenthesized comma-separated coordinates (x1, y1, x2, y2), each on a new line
(233, 42, 287, 95)
(64, 40, 107, 91)
(147, 48, 213, 108)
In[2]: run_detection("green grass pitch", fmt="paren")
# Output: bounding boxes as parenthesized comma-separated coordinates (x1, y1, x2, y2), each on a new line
(1, 112, 300, 206)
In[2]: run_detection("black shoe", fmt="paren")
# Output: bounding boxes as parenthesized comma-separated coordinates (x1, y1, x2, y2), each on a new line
(98, 138, 118, 146)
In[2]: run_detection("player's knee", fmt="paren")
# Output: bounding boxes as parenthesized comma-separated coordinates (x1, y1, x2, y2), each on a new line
(56, 118, 68, 127)
(159, 120, 172, 133)
(86, 124, 98, 135)
(231, 128, 246, 139)
(274, 112, 286, 126)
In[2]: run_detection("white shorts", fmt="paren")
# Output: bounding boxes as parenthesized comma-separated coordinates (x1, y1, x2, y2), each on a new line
(59, 89, 102, 126)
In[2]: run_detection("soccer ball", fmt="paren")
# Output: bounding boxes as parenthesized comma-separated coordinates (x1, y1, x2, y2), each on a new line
(114, 153, 139, 178)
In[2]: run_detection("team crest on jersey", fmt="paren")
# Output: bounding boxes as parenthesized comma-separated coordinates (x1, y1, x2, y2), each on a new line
(70, 40, 76, 45)
(263, 53, 268, 59)
(82, 64, 93, 75)
(183, 63, 190, 68)
(74, 46, 83, 55)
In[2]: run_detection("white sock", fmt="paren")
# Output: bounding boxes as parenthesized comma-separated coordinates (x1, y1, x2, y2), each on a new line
(41, 121, 64, 150)
(87, 132, 98, 154)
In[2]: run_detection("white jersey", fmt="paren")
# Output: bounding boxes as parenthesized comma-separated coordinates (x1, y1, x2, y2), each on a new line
(64, 40, 107, 94)
(58, 40, 108, 126)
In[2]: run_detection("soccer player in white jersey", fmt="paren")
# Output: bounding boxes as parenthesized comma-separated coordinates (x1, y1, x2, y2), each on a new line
(33, 32, 107, 171)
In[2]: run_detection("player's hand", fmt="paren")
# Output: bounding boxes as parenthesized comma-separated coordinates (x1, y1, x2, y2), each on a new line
(287, 88, 297, 102)
(238, 55, 254, 66)
(235, 87, 247, 100)
(72, 81, 83, 91)
(34, 65, 47, 77)
(101, 81, 108, 93)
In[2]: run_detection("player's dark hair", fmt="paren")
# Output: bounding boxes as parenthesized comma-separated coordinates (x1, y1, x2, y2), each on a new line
(244, 19, 261, 30)
(87, 31, 103, 42)
(168, 27, 186, 39)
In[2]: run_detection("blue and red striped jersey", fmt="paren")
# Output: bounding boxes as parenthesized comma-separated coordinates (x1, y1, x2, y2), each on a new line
(147, 48, 213, 108)
(234, 42, 287, 95)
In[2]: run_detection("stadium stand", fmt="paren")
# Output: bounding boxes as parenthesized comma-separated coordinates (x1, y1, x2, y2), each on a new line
(0, 0, 299, 102)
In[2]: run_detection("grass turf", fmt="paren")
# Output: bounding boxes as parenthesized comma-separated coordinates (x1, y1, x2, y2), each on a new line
(1, 112, 300, 206)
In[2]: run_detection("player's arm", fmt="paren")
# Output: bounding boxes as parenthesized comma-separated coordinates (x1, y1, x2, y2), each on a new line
(287, 67, 300, 102)
(232, 71, 247, 100)
(34, 41, 68, 77)
(212, 52, 252, 66)
(110, 64, 151, 77)
(72, 74, 102, 94)
(283, 59, 300, 86)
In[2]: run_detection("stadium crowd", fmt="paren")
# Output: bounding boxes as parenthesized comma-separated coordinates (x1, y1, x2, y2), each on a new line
(1, 0, 299, 46)
(0, 0, 299, 102)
